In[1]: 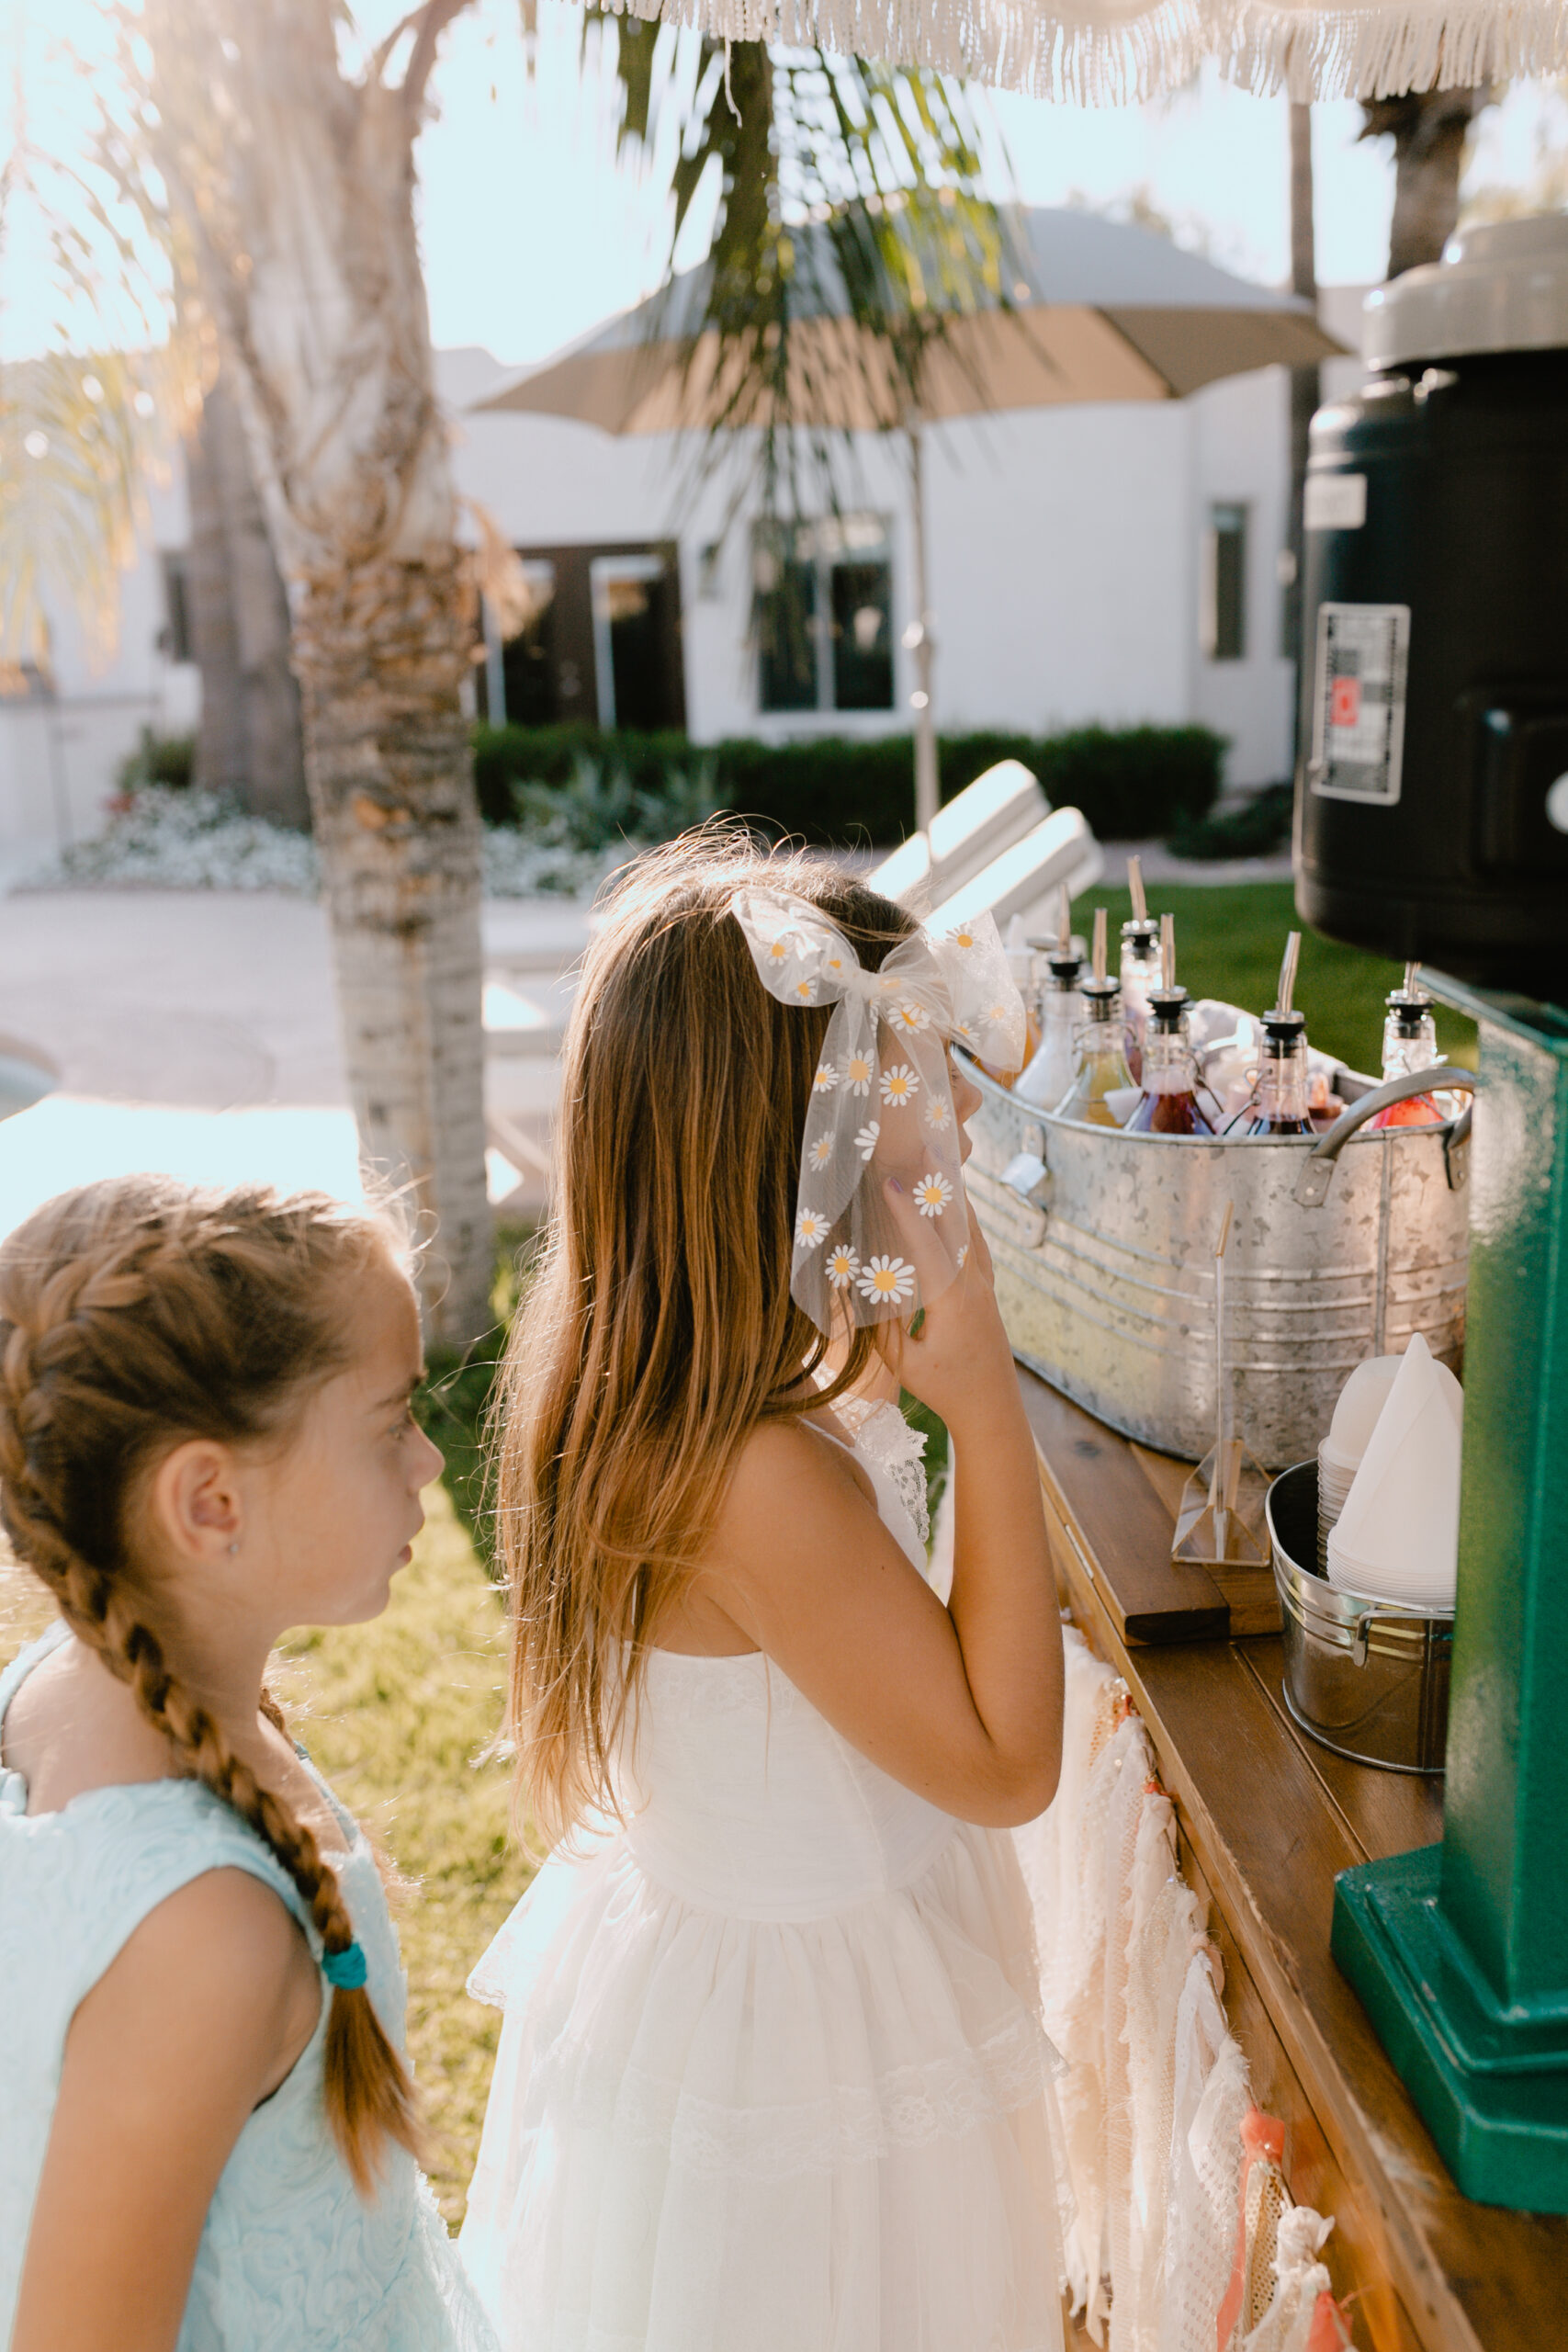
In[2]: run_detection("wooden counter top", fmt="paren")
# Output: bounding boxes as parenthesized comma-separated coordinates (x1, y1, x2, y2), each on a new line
(1018, 1365, 1568, 2352)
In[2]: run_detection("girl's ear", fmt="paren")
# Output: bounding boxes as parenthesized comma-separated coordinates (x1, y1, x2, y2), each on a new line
(145, 1440, 244, 1567)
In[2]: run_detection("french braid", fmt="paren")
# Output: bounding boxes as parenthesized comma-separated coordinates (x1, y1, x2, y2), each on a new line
(0, 1175, 420, 2191)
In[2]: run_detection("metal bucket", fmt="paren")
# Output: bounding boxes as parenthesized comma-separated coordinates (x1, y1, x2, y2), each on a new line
(964, 1061, 1473, 1469)
(1266, 1461, 1451, 1774)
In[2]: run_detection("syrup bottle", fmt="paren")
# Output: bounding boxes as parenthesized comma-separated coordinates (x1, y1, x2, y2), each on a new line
(1119, 854, 1160, 1084)
(1016, 886, 1083, 1111)
(1056, 908, 1136, 1128)
(1128, 916, 1217, 1135)
(1370, 964, 1443, 1127)
(1230, 933, 1314, 1136)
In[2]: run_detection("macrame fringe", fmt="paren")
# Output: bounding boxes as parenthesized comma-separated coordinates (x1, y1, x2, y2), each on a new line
(594, 0, 1568, 106)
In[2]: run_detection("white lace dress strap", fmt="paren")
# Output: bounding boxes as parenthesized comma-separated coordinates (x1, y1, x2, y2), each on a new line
(824, 1396, 931, 1552)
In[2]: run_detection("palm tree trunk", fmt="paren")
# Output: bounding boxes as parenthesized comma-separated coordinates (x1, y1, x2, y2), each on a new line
(141, 0, 492, 1343)
(291, 548, 489, 1329)
(1359, 87, 1491, 278)
(185, 372, 309, 827)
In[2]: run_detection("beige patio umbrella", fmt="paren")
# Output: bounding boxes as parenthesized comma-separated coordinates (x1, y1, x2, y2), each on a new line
(475, 207, 1340, 831)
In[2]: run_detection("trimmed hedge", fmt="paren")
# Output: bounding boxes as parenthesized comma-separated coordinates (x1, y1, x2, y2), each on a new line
(471, 722, 1225, 847)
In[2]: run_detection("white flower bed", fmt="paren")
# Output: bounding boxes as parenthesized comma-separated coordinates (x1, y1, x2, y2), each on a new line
(19, 786, 613, 901)
(25, 788, 321, 894)
(482, 826, 608, 900)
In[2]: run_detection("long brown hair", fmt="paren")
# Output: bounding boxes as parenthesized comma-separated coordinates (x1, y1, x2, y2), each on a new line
(496, 829, 915, 1845)
(0, 1175, 421, 2192)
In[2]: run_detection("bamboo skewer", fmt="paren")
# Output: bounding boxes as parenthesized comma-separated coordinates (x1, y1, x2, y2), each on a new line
(1092, 906, 1108, 987)
(1127, 855, 1147, 925)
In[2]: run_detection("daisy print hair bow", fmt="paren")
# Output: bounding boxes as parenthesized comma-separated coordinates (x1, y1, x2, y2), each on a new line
(731, 887, 1025, 1333)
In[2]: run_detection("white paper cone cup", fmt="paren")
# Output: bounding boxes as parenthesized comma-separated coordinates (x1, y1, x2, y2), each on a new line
(1325, 1333, 1462, 1609)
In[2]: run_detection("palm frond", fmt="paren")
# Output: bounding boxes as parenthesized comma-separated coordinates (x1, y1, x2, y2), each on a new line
(0, 24, 207, 669)
(583, 20, 1017, 527)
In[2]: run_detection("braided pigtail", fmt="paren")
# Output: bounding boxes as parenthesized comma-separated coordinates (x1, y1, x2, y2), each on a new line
(0, 1177, 422, 2193)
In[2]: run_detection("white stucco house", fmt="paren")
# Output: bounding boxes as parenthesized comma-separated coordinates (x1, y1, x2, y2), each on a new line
(0, 218, 1369, 869)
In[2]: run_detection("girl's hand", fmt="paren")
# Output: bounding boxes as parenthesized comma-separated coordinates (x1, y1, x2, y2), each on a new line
(877, 1178, 1013, 1438)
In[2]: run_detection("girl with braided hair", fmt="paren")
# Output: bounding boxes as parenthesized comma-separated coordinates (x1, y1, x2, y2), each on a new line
(0, 1174, 498, 2352)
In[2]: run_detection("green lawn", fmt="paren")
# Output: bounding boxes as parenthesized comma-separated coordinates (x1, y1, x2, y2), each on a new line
(1076, 880, 1477, 1076)
(0, 1485, 528, 2228)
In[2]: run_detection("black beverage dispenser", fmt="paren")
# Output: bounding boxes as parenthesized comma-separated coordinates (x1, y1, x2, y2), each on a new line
(1295, 215, 1568, 991)
(1292, 215, 1568, 2213)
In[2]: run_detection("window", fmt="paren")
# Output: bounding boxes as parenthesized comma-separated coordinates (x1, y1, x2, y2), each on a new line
(1201, 503, 1247, 662)
(590, 553, 681, 731)
(755, 515, 894, 715)
(477, 544, 685, 731)
(479, 561, 557, 728)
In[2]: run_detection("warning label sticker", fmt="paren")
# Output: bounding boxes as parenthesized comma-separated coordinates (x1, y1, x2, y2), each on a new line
(1308, 602, 1410, 806)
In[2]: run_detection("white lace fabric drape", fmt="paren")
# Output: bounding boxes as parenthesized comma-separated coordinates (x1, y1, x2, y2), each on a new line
(604, 0, 1568, 107)
(1008, 1622, 1351, 2352)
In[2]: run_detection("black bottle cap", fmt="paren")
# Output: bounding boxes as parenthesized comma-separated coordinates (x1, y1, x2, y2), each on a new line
(1121, 920, 1160, 956)
(1385, 984, 1433, 1035)
(1079, 977, 1122, 1019)
(1145, 985, 1190, 1031)
(1261, 1007, 1306, 1051)
(1045, 952, 1084, 987)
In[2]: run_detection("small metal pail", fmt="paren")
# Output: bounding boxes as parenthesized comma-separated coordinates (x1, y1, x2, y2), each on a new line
(1266, 1461, 1452, 1775)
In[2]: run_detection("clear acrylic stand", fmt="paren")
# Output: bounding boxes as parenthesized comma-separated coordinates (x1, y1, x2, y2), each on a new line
(1172, 1203, 1269, 1567)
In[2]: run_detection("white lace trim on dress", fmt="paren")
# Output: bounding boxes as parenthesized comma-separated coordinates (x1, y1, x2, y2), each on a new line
(834, 1396, 931, 1546)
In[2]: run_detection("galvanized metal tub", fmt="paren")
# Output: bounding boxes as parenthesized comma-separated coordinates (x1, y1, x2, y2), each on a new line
(1266, 1461, 1452, 1774)
(964, 1061, 1472, 1469)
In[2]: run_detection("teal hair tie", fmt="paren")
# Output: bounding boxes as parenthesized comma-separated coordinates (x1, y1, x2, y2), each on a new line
(322, 1941, 367, 1992)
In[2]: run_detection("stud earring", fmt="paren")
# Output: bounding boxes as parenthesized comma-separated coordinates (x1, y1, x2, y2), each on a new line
(227, 1541, 240, 1556)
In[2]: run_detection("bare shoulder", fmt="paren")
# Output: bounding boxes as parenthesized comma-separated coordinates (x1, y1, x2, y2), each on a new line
(715, 1415, 878, 1551)
(73, 1864, 318, 2107)
(125, 1864, 310, 1996)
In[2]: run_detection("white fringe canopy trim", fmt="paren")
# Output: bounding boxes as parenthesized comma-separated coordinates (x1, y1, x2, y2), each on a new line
(592, 0, 1568, 103)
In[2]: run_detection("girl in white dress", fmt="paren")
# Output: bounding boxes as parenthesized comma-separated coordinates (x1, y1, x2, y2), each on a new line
(461, 836, 1068, 2352)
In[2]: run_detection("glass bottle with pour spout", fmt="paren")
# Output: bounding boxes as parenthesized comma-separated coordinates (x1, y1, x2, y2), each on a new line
(1371, 963, 1444, 1127)
(1128, 916, 1217, 1135)
(1119, 854, 1160, 1083)
(1016, 886, 1083, 1110)
(1056, 908, 1136, 1127)
(1228, 933, 1314, 1136)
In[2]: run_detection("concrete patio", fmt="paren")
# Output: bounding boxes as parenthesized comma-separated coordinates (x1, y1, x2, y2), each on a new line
(0, 889, 592, 1243)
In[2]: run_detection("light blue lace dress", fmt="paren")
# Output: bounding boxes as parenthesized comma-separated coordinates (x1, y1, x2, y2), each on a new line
(0, 1622, 498, 2352)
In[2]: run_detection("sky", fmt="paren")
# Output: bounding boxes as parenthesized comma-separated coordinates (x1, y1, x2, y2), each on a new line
(1, 0, 1564, 368)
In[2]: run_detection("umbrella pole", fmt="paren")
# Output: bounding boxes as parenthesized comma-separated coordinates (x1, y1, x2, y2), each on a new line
(908, 420, 940, 836)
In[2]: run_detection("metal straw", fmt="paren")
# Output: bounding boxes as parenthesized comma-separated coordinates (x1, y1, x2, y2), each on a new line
(1092, 906, 1108, 986)
(1161, 910, 1175, 993)
(1275, 932, 1302, 1019)
(1127, 855, 1147, 925)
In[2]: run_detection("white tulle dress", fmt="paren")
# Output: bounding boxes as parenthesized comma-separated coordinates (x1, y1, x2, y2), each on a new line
(459, 1403, 1068, 2352)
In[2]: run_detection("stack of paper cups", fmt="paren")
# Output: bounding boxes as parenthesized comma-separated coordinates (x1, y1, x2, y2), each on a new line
(1317, 1356, 1403, 1570)
(1326, 1335, 1464, 1610)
